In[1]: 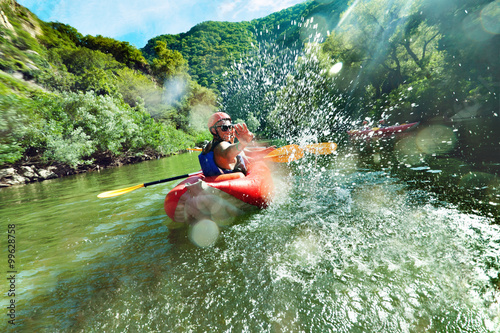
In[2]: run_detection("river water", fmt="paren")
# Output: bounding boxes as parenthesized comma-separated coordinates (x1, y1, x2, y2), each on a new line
(1, 149, 499, 332)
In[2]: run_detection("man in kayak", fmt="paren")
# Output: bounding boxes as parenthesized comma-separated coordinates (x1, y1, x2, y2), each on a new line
(199, 112, 275, 177)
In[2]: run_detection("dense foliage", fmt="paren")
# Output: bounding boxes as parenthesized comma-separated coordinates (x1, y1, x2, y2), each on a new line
(229, 0, 499, 149)
(0, 0, 213, 168)
(140, 1, 349, 90)
(0, 87, 201, 167)
(142, 21, 256, 89)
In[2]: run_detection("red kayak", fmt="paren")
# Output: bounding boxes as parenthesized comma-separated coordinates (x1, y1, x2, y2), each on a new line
(164, 161, 273, 224)
(347, 122, 419, 141)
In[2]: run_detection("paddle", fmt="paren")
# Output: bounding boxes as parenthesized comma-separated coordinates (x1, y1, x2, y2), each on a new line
(263, 144, 304, 163)
(97, 171, 203, 198)
(263, 142, 337, 162)
(97, 143, 337, 198)
(302, 142, 338, 155)
(190, 142, 338, 156)
(97, 146, 295, 198)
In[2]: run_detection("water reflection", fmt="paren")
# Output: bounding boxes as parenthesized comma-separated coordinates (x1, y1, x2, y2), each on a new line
(352, 118, 499, 222)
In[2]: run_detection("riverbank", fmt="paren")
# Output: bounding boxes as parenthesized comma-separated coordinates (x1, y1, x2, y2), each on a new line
(0, 150, 182, 187)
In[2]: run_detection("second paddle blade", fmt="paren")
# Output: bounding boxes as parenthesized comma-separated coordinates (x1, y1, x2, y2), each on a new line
(304, 142, 337, 155)
(264, 144, 304, 163)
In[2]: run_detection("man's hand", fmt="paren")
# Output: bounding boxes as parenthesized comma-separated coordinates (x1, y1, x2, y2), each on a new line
(234, 123, 254, 144)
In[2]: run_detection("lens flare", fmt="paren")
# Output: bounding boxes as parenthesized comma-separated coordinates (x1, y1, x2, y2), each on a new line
(481, 1, 500, 35)
(462, 11, 493, 42)
(189, 219, 220, 248)
(163, 75, 188, 106)
(415, 125, 457, 156)
(299, 15, 329, 43)
(329, 62, 343, 75)
(394, 135, 425, 166)
(189, 104, 216, 131)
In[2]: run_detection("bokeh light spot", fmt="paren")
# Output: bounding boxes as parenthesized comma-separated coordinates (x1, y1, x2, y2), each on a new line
(189, 219, 220, 248)
(481, 1, 500, 34)
(329, 62, 343, 75)
(415, 125, 457, 156)
(462, 11, 493, 42)
(394, 135, 425, 166)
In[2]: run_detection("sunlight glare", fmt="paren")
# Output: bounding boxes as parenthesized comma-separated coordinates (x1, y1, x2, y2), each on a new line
(480, 1, 500, 34)
(329, 62, 343, 75)
(189, 219, 220, 248)
(337, 0, 359, 28)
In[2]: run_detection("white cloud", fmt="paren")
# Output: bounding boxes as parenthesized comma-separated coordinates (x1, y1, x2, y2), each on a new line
(64, 0, 181, 36)
(218, 0, 304, 21)
(247, 0, 283, 12)
(218, 1, 238, 17)
(19, 0, 192, 36)
(245, 0, 303, 13)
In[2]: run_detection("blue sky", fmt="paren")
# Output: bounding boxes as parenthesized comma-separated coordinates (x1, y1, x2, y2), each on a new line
(17, 0, 307, 48)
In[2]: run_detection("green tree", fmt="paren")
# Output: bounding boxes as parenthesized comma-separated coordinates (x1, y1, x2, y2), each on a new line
(42, 22, 83, 47)
(328, 0, 444, 97)
(315, 0, 456, 123)
(81, 35, 148, 70)
(151, 41, 188, 84)
(74, 67, 119, 96)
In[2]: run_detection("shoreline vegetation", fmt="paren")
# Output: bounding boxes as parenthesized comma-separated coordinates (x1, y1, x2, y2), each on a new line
(1, 0, 216, 187)
(0, 71, 210, 187)
(0, 69, 212, 187)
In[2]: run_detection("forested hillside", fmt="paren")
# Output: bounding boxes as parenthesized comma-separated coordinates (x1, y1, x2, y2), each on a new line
(142, 21, 254, 89)
(141, 0, 350, 90)
(142, 0, 498, 165)
(0, 0, 353, 184)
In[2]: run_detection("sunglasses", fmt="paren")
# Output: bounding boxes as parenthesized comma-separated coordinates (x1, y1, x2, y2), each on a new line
(216, 124, 234, 132)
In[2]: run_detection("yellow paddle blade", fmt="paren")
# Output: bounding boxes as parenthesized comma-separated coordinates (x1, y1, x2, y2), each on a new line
(303, 142, 338, 155)
(264, 144, 304, 163)
(97, 183, 145, 198)
(188, 148, 202, 151)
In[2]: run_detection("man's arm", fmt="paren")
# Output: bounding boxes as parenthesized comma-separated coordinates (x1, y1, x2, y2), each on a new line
(213, 123, 254, 169)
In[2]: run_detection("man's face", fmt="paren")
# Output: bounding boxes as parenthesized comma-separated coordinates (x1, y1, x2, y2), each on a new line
(216, 120, 234, 141)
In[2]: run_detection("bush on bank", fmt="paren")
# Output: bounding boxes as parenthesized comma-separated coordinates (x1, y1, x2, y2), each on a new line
(0, 90, 205, 168)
